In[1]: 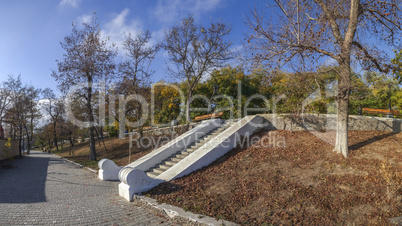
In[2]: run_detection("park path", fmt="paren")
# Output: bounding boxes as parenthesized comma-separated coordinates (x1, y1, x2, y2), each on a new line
(0, 151, 171, 225)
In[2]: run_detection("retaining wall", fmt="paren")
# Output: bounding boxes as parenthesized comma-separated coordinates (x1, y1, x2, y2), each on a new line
(258, 114, 402, 132)
(137, 124, 197, 137)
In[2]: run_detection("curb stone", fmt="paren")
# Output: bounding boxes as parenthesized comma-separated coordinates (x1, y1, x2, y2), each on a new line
(132, 195, 238, 226)
(60, 157, 98, 174)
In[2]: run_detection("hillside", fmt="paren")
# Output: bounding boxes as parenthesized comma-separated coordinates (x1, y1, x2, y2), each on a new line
(146, 130, 402, 225)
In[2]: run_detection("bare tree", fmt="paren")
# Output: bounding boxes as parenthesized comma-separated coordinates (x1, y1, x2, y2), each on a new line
(120, 30, 159, 84)
(4, 75, 41, 155)
(246, 0, 402, 157)
(114, 30, 159, 136)
(163, 15, 233, 123)
(52, 13, 117, 160)
(0, 80, 12, 139)
(61, 120, 78, 155)
(42, 88, 64, 152)
(23, 85, 41, 154)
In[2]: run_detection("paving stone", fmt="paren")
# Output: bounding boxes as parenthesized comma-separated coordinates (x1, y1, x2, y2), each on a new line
(0, 151, 171, 225)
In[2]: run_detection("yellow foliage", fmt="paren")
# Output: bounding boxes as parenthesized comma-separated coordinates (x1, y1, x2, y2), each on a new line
(5, 138, 11, 149)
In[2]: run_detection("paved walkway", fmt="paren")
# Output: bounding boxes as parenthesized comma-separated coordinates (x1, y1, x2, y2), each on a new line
(0, 151, 171, 225)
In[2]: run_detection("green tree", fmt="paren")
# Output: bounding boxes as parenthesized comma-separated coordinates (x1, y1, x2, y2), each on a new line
(364, 72, 400, 110)
(152, 81, 182, 124)
(187, 66, 268, 119)
(264, 68, 337, 114)
(391, 49, 402, 84)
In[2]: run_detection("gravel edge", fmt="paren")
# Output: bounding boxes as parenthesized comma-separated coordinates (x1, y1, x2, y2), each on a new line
(132, 195, 238, 226)
(61, 157, 98, 173)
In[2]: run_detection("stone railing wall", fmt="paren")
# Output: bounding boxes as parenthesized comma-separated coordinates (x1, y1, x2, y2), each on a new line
(130, 123, 198, 137)
(258, 114, 402, 132)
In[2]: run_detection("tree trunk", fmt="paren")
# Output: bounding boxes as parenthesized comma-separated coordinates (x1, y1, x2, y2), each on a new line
(89, 126, 97, 160)
(87, 78, 97, 161)
(0, 120, 4, 139)
(186, 100, 190, 124)
(99, 126, 107, 152)
(26, 131, 30, 154)
(29, 115, 34, 154)
(24, 126, 31, 154)
(334, 58, 351, 157)
(95, 126, 101, 146)
(186, 91, 193, 124)
(69, 131, 74, 147)
(68, 132, 73, 155)
(18, 128, 23, 157)
(53, 122, 59, 152)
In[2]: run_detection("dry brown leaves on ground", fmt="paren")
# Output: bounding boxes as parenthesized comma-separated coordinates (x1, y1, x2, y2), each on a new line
(53, 133, 180, 169)
(146, 130, 402, 225)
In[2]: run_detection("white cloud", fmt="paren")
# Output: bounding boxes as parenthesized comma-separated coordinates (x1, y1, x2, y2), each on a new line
(150, 28, 165, 45)
(102, 9, 143, 54)
(152, 0, 223, 23)
(76, 14, 92, 25)
(59, 0, 81, 8)
(37, 99, 51, 128)
(323, 57, 338, 66)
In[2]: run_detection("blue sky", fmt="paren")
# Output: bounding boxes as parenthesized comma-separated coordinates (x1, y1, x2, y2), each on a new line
(0, 0, 254, 92)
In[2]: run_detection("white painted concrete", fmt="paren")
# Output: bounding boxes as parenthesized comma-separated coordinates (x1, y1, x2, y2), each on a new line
(117, 116, 264, 201)
(98, 119, 222, 181)
(98, 159, 122, 181)
(124, 119, 222, 171)
(118, 168, 163, 201)
(157, 115, 264, 181)
(117, 119, 223, 200)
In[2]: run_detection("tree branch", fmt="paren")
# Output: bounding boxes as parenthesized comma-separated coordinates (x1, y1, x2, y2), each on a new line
(314, 0, 344, 44)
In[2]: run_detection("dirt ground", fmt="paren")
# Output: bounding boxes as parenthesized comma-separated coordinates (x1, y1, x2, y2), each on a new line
(146, 130, 402, 225)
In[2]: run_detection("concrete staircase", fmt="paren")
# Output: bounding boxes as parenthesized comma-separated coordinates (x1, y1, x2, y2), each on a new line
(145, 121, 235, 178)
(99, 116, 264, 201)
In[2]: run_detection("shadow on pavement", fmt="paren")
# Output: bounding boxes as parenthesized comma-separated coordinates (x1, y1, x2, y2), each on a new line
(0, 152, 49, 203)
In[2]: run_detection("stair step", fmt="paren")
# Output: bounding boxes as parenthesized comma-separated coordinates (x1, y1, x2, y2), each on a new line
(175, 154, 187, 159)
(153, 168, 166, 174)
(144, 121, 237, 179)
(181, 151, 192, 155)
(179, 151, 190, 156)
(170, 157, 182, 162)
(164, 160, 177, 166)
(147, 171, 159, 178)
(159, 164, 171, 170)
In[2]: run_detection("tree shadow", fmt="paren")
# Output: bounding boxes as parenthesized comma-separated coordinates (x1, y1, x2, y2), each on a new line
(0, 152, 49, 203)
(349, 132, 398, 151)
